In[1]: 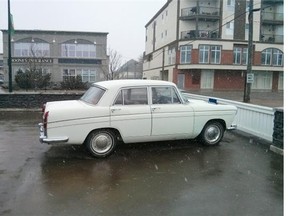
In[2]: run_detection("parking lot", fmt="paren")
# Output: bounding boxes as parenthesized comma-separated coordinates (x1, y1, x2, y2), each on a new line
(0, 111, 283, 216)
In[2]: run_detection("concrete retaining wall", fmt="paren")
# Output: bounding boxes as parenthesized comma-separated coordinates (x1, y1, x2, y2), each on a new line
(272, 108, 284, 149)
(0, 93, 83, 109)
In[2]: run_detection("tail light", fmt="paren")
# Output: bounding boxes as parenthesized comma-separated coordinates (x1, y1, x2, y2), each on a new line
(43, 111, 49, 131)
(42, 103, 46, 113)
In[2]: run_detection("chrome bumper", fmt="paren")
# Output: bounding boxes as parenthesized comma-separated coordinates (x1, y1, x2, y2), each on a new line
(227, 124, 237, 130)
(39, 123, 69, 144)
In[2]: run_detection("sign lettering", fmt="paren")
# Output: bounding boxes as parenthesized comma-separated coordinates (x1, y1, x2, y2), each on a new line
(12, 58, 53, 64)
(247, 73, 254, 84)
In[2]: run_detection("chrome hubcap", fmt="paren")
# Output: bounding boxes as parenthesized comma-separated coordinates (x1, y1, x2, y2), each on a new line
(205, 125, 221, 143)
(92, 134, 113, 153)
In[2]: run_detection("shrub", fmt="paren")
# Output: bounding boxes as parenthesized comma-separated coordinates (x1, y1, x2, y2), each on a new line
(15, 69, 51, 90)
(61, 75, 87, 90)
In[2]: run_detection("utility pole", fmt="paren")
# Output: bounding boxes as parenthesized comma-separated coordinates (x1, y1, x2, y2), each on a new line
(243, 0, 254, 103)
(243, 0, 261, 102)
(161, 47, 165, 80)
(8, 0, 13, 92)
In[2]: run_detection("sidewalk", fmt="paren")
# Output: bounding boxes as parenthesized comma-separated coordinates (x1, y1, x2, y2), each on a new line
(187, 90, 284, 108)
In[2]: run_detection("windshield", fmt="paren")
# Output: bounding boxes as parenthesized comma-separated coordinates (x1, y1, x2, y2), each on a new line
(179, 90, 189, 103)
(80, 86, 105, 105)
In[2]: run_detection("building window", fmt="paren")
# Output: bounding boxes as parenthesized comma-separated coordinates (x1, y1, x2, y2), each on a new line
(227, 0, 235, 7)
(63, 68, 97, 82)
(168, 48, 176, 65)
(242, 48, 248, 65)
(199, 45, 221, 64)
(226, 21, 234, 35)
(199, 45, 209, 63)
(180, 45, 192, 64)
(15, 67, 50, 75)
(14, 42, 50, 57)
(210, 46, 221, 64)
(63, 69, 76, 79)
(245, 1, 250, 12)
(233, 47, 248, 65)
(272, 49, 283, 66)
(252, 71, 272, 90)
(261, 48, 283, 66)
(233, 47, 241, 64)
(39, 68, 50, 76)
(261, 49, 272, 65)
(61, 44, 96, 58)
(79, 69, 96, 82)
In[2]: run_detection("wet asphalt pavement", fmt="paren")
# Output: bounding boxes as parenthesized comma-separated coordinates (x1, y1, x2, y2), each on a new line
(0, 111, 283, 216)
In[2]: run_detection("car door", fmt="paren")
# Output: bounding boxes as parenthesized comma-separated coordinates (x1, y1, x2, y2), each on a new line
(110, 87, 151, 143)
(150, 86, 194, 138)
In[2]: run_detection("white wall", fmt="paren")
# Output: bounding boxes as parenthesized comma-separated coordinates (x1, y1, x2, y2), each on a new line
(145, 0, 178, 54)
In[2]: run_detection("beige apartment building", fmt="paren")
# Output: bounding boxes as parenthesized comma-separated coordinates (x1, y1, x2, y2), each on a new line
(1, 30, 109, 85)
(143, 0, 283, 91)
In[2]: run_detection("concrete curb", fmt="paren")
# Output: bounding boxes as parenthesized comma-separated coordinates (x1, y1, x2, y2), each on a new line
(270, 145, 284, 156)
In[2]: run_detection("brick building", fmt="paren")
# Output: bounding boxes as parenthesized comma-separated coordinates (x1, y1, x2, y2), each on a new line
(143, 0, 283, 91)
(1, 30, 109, 85)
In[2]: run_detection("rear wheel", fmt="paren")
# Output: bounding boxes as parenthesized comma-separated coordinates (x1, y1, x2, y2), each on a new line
(199, 121, 224, 146)
(86, 130, 117, 158)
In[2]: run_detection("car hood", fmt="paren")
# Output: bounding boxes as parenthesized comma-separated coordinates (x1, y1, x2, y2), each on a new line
(187, 99, 237, 112)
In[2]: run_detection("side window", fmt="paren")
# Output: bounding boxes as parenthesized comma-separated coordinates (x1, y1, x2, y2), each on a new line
(114, 91, 123, 105)
(114, 88, 148, 105)
(152, 87, 181, 104)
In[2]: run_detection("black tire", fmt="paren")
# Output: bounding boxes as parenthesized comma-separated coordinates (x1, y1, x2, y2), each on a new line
(86, 129, 117, 158)
(199, 121, 225, 146)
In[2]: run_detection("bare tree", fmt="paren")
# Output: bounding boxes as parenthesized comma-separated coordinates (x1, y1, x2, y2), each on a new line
(14, 43, 51, 90)
(138, 53, 144, 64)
(107, 48, 122, 80)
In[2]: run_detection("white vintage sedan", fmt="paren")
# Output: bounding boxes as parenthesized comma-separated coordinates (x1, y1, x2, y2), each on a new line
(39, 80, 237, 158)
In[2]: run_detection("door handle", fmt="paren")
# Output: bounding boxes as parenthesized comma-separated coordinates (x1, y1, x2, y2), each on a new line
(111, 108, 121, 113)
(151, 107, 160, 112)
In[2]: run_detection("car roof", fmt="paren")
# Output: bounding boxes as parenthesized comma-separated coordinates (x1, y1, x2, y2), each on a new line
(94, 79, 176, 89)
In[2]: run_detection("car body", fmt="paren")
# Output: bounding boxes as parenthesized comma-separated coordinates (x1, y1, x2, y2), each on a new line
(39, 80, 237, 157)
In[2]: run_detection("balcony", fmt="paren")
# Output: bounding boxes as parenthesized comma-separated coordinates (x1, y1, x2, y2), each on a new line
(262, 12, 284, 25)
(181, 30, 220, 40)
(261, 34, 283, 43)
(181, 6, 220, 21)
(262, 0, 283, 4)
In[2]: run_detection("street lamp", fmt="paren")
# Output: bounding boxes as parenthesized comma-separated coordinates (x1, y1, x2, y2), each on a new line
(243, 0, 261, 103)
(7, 0, 13, 92)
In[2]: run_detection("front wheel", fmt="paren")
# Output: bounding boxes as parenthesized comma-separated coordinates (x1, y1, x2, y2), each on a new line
(199, 121, 225, 146)
(86, 130, 117, 158)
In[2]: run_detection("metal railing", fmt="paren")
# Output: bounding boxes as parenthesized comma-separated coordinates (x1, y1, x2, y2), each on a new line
(183, 93, 274, 142)
(261, 34, 283, 43)
(262, 12, 284, 22)
(181, 30, 219, 40)
(181, 6, 220, 17)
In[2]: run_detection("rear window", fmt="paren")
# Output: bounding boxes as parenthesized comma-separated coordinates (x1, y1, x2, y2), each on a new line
(81, 86, 105, 105)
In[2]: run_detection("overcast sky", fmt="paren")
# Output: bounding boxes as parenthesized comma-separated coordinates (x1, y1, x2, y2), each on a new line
(0, 0, 167, 61)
